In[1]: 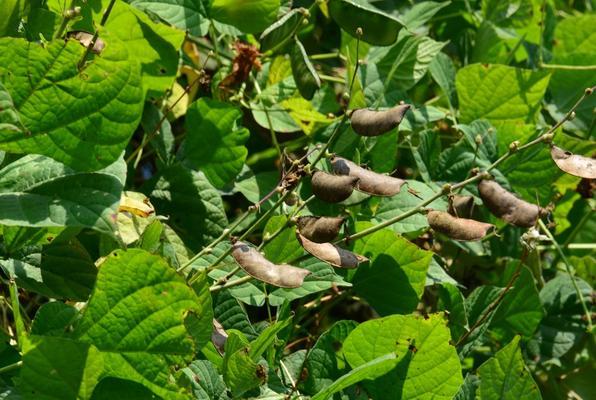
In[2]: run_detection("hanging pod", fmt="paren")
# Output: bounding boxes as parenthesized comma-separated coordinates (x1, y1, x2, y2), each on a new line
(349, 104, 411, 137)
(550, 145, 596, 179)
(260, 8, 309, 53)
(448, 195, 475, 218)
(331, 156, 405, 196)
(211, 319, 227, 355)
(427, 210, 495, 241)
(311, 170, 359, 203)
(478, 179, 545, 228)
(297, 233, 367, 269)
(297, 216, 345, 243)
(291, 37, 321, 100)
(328, 0, 402, 46)
(231, 241, 311, 288)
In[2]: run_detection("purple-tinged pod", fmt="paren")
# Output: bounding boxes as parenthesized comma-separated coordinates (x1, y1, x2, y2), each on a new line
(311, 170, 359, 203)
(331, 156, 405, 196)
(427, 210, 495, 241)
(232, 242, 310, 288)
(349, 104, 411, 136)
(478, 179, 545, 228)
(211, 319, 227, 355)
(297, 216, 345, 243)
(550, 145, 596, 179)
(297, 233, 367, 269)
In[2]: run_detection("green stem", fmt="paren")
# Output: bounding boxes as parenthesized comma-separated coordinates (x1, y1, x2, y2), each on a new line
(8, 280, 25, 351)
(538, 220, 593, 332)
(77, 0, 116, 69)
(54, 0, 78, 39)
(539, 63, 596, 71)
(319, 74, 345, 85)
(210, 275, 253, 292)
(0, 361, 22, 375)
(310, 52, 342, 60)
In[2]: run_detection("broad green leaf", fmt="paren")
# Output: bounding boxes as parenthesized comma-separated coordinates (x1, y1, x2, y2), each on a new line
(1, 225, 66, 254)
(251, 76, 300, 133)
(145, 164, 228, 249)
(187, 270, 215, 350)
(369, 180, 447, 236)
(311, 353, 399, 400)
(477, 336, 541, 400)
(248, 318, 291, 360)
(343, 313, 463, 399)
(222, 330, 264, 396)
(291, 37, 321, 100)
(210, 0, 280, 33)
(400, 1, 451, 31)
(429, 52, 458, 111)
(262, 215, 303, 263)
(140, 102, 175, 165)
(179, 98, 249, 188)
(490, 263, 544, 340)
(426, 257, 460, 288)
(0, 0, 22, 36)
(74, 249, 208, 399)
(30, 302, 78, 337)
(460, 286, 503, 356)
(281, 97, 332, 135)
(75, 0, 185, 98)
(351, 223, 433, 315)
(0, 37, 143, 171)
(363, 31, 446, 103)
(18, 336, 104, 400)
(182, 360, 229, 400)
(328, 0, 402, 46)
(456, 64, 550, 124)
(213, 290, 257, 341)
(454, 374, 480, 400)
(0, 239, 97, 301)
(528, 275, 592, 360)
(260, 8, 308, 53)
(438, 283, 468, 340)
(548, 15, 596, 133)
(301, 320, 359, 394)
(0, 155, 124, 235)
(90, 378, 157, 400)
(234, 165, 279, 207)
(131, 0, 210, 36)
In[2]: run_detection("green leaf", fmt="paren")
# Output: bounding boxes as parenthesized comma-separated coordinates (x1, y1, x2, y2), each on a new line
(351, 223, 433, 315)
(301, 320, 359, 394)
(328, 0, 402, 46)
(210, 0, 280, 33)
(31, 302, 78, 337)
(311, 353, 399, 400)
(78, 0, 185, 98)
(528, 275, 592, 360)
(343, 313, 463, 399)
(90, 377, 158, 400)
(456, 64, 550, 124)
(262, 215, 303, 263)
(145, 163, 228, 249)
(179, 98, 249, 188)
(248, 318, 291, 360)
(363, 31, 446, 102)
(0, 37, 143, 171)
(429, 52, 458, 111)
(182, 360, 229, 400)
(437, 283, 468, 340)
(0, 154, 125, 236)
(213, 290, 257, 340)
(260, 8, 308, 53)
(400, 1, 451, 31)
(131, 0, 210, 36)
(73, 249, 208, 399)
(477, 336, 541, 400)
(369, 180, 447, 236)
(490, 263, 544, 340)
(18, 336, 104, 400)
(0, 239, 97, 301)
(291, 37, 321, 100)
(0, 0, 22, 37)
(222, 330, 264, 396)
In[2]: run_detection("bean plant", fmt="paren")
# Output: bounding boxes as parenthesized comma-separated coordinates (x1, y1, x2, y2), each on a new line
(0, 0, 593, 399)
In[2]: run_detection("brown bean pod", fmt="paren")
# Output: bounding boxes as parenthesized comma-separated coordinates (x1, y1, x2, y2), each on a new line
(478, 179, 543, 228)
(231, 242, 311, 288)
(68, 31, 106, 54)
(349, 104, 411, 136)
(427, 210, 495, 241)
(331, 156, 405, 196)
(311, 170, 359, 203)
(211, 319, 228, 355)
(296, 233, 367, 269)
(297, 216, 345, 243)
(448, 195, 475, 218)
(550, 145, 596, 179)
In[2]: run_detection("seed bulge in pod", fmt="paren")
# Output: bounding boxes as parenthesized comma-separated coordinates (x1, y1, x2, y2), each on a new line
(297, 216, 345, 243)
(211, 319, 228, 355)
(331, 156, 405, 196)
(297, 233, 367, 269)
(349, 104, 411, 136)
(448, 195, 475, 218)
(427, 210, 495, 241)
(478, 179, 543, 228)
(550, 145, 596, 179)
(231, 242, 310, 288)
(311, 170, 359, 203)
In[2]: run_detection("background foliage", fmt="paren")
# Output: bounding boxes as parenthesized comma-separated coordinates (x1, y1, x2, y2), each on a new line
(0, 0, 594, 399)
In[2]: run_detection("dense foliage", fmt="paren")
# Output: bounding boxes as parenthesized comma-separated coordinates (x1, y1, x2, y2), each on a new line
(0, 0, 594, 399)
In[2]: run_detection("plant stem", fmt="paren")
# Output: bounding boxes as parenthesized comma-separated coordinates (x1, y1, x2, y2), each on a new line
(309, 52, 342, 60)
(538, 220, 593, 332)
(319, 74, 345, 85)
(539, 63, 596, 70)
(0, 361, 22, 374)
(8, 280, 25, 351)
(77, 0, 116, 69)
(210, 275, 253, 292)
(54, 0, 77, 39)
